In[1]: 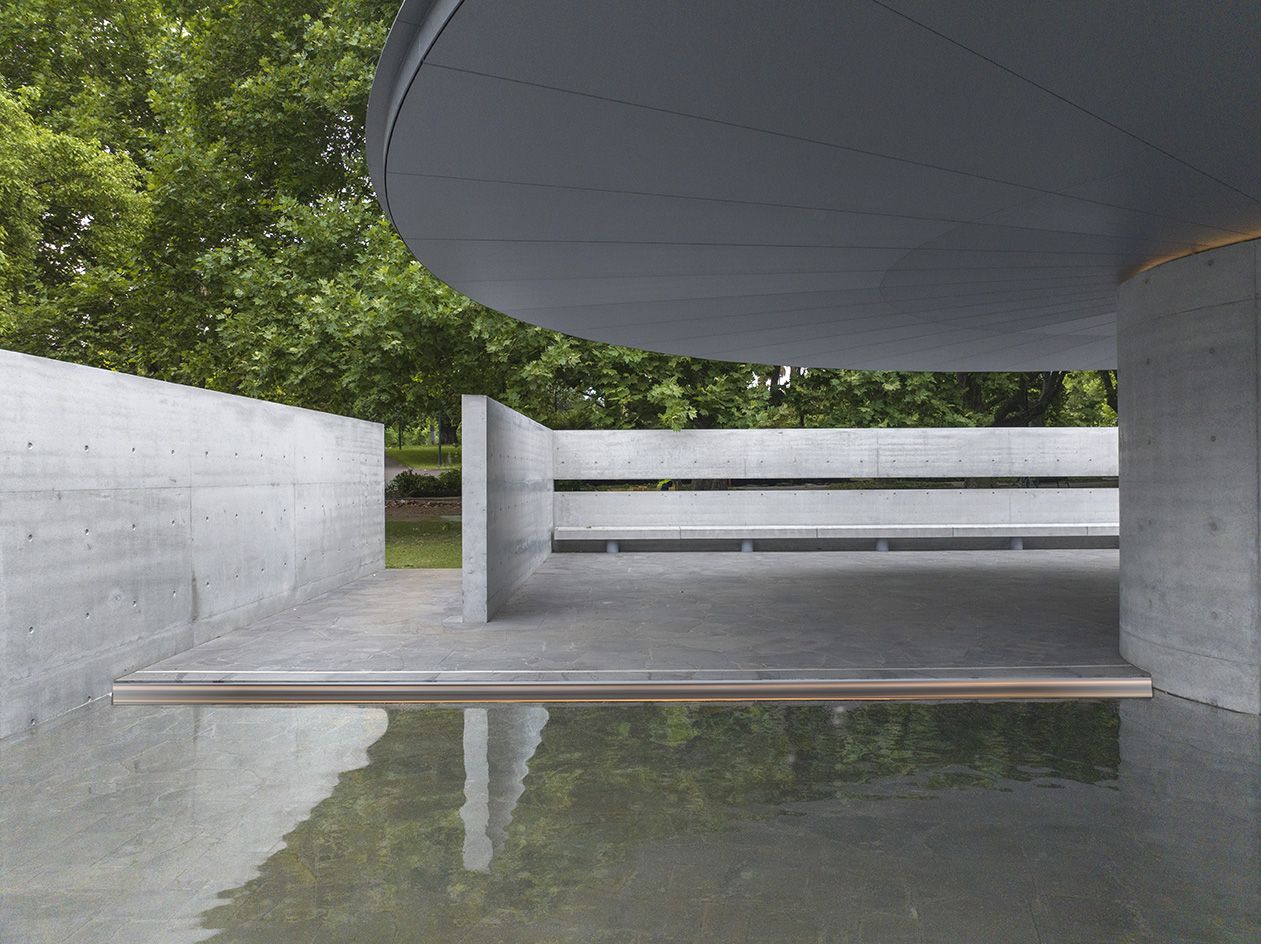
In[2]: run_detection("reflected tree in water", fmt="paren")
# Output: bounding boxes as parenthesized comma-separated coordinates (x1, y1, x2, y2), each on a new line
(200, 702, 1119, 941)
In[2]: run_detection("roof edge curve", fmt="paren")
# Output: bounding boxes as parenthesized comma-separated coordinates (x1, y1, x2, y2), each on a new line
(366, 0, 462, 225)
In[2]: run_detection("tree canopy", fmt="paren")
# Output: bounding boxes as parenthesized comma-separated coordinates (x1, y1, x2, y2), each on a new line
(0, 0, 1117, 432)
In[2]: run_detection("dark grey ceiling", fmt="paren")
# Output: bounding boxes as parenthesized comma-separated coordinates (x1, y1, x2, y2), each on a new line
(368, 0, 1261, 370)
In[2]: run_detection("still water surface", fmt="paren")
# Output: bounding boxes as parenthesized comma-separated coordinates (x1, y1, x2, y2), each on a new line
(203, 697, 1257, 943)
(1, 696, 1257, 943)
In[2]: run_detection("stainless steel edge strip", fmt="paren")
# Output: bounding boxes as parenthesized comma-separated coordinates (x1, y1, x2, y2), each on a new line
(112, 676, 1153, 705)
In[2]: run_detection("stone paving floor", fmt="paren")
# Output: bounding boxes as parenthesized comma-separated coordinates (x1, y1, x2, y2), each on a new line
(120, 550, 1131, 682)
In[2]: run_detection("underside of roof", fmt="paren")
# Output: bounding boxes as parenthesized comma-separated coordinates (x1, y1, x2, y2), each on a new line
(368, 0, 1261, 370)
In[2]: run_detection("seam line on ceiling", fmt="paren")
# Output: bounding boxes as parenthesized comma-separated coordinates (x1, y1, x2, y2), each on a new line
(608, 299, 1117, 351)
(699, 315, 1114, 363)
(495, 284, 1115, 320)
(680, 295, 1118, 345)
(397, 235, 1148, 257)
(448, 267, 1120, 284)
(419, 62, 1252, 237)
(387, 170, 1235, 247)
(535, 296, 1116, 344)
(866, 0, 1261, 207)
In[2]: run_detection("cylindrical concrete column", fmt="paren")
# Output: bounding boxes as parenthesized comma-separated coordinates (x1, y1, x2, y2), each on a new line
(1118, 239, 1261, 714)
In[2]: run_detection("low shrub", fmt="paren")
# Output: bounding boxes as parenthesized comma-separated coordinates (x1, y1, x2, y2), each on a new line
(386, 468, 461, 499)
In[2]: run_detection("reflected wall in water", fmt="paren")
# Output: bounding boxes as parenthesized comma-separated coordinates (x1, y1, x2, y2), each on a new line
(0, 703, 387, 944)
(1118, 695, 1260, 937)
(460, 706, 549, 872)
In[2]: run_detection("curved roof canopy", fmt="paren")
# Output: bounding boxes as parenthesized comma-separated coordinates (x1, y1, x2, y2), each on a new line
(369, 0, 1261, 370)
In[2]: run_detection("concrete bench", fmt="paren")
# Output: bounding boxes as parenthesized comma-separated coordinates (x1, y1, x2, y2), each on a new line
(555, 523, 1118, 552)
(555, 522, 1118, 549)
(551, 488, 1119, 552)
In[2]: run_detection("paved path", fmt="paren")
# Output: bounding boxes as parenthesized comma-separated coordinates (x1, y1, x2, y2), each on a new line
(384, 455, 410, 483)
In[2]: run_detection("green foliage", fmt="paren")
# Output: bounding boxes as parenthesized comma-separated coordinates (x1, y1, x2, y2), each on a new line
(766, 368, 1117, 429)
(0, 88, 150, 350)
(0, 0, 164, 160)
(0, 0, 1119, 433)
(387, 444, 462, 469)
(386, 469, 460, 499)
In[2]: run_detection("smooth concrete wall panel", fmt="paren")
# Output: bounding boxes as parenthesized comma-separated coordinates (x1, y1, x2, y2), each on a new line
(554, 488, 1118, 530)
(553, 427, 1117, 480)
(462, 396, 490, 623)
(871, 428, 1116, 478)
(1118, 240, 1261, 714)
(462, 396, 554, 623)
(0, 350, 384, 736)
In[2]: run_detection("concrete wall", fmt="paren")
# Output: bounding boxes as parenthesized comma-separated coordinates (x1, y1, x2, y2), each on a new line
(555, 488, 1118, 533)
(554, 427, 1117, 480)
(0, 351, 384, 737)
(1118, 240, 1261, 714)
(461, 396, 553, 623)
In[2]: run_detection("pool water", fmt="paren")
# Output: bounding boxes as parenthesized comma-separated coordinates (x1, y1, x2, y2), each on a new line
(1, 695, 1256, 943)
(200, 698, 1256, 943)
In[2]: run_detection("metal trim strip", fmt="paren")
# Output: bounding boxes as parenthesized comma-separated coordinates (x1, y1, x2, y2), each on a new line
(113, 675, 1152, 705)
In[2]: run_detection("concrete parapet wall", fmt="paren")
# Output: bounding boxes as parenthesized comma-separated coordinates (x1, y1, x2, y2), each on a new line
(0, 350, 384, 737)
(461, 396, 554, 623)
(553, 427, 1117, 480)
(554, 488, 1118, 531)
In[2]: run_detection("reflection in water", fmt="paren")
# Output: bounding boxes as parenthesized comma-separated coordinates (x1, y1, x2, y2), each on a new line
(0, 705, 388, 944)
(460, 706, 549, 872)
(197, 697, 1258, 943)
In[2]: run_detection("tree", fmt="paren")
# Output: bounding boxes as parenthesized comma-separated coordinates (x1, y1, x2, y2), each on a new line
(0, 0, 165, 161)
(764, 368, 1116, 430)
(0, 88, 150, 355)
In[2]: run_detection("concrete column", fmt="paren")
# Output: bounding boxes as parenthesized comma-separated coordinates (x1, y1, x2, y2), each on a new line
(1118, 239, 1261, 713)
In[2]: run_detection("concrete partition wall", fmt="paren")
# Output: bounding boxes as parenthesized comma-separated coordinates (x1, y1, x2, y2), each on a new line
(553, 427, 1118, 549)
(553, 427, 1118, 480)
(461, 396, 554, 623)
(555, 488, 1119, 535)
(0, 351, 384, 736)
(1119, 240, 1261, 714)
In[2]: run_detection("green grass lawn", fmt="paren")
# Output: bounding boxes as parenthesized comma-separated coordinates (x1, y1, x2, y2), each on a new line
(386, 444, 461, 470)
(385, 519, 461, 568)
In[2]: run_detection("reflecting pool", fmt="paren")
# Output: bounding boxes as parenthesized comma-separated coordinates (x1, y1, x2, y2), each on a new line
(0, 695, 1257, 943)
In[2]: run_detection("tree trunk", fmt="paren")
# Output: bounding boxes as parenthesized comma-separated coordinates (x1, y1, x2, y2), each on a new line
(767, 365, 784, 407)
(438, 412, 458, 445)
(1097, 370, 1118, 412)
(990, 371, 1065, 426)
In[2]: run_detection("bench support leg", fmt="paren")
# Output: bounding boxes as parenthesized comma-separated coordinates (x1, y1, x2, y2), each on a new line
(1009, 537, 1024, 550)
(740, 539, 753, 553)
(605, 540, 619, 554)
(875, 538, 889, 552)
